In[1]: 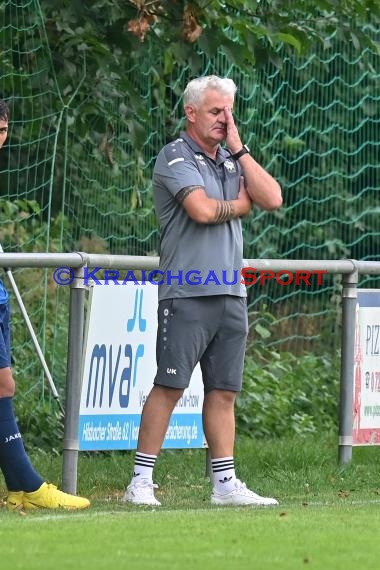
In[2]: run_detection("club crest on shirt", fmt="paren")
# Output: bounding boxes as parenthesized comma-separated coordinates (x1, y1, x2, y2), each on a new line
(224, 159, 236, 172)
(194, 153, 207, 166)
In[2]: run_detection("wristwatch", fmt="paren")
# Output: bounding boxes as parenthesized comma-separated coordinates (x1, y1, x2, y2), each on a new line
(231, 144, 250, 160)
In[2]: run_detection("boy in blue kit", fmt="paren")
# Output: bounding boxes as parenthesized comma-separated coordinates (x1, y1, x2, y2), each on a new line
(0, 99, 90, 511)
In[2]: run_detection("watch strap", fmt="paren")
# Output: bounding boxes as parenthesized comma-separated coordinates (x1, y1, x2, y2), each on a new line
(231, 144, 250, 160)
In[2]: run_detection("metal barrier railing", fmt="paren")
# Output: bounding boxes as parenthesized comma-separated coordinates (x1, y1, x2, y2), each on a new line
(1, 252, 377, 493)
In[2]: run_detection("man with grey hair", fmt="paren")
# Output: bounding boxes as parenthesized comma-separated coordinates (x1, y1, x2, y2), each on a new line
(124, 75, 282, 507)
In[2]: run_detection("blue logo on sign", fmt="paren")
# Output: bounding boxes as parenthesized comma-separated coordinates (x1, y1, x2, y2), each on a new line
(85, 289, 146, 409)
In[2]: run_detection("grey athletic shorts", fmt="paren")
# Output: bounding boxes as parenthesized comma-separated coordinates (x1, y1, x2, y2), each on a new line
(154, 295, 248, 392)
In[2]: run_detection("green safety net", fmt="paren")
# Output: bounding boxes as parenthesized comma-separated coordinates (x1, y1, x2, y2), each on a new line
(0, 0, 68, 407)
(1, 1, 380, 406)
(61, 24, 380, 355)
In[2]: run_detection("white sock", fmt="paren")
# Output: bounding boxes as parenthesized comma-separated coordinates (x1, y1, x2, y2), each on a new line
(211, 457, 236, 494)
(132, 452, 157, 481)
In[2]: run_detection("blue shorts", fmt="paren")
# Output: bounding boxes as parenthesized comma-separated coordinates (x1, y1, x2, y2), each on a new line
(0, 302, 11, 369)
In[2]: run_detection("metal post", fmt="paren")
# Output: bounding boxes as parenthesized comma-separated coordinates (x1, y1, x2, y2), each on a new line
(338, 264, 358, 464)
(62, 265, 86, 493)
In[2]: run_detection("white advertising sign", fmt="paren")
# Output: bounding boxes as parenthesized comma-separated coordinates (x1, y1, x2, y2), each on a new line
(353, 289, 380, 445)
(79, 282, 205, 450)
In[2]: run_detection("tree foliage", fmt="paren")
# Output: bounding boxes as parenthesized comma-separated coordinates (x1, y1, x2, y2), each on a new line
(1, 0, 378, 262)
(44, 1, 380, 66)
(37, 1, 380, 112)
(3, 0, 379, 171)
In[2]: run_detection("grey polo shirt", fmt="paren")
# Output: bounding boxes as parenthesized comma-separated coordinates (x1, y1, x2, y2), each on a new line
(152, 131, 247, 300)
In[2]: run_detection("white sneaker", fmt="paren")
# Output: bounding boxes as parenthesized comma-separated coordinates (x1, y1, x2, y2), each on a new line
(123, 479, 161, 506)
(211, 479, 279, 507)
